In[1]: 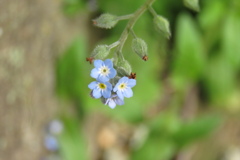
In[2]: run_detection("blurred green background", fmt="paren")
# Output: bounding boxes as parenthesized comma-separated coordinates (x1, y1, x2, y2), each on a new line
(1, 0, 240, 160)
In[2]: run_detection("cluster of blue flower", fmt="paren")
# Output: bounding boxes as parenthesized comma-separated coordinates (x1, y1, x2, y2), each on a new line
(88, 59, 136, 109)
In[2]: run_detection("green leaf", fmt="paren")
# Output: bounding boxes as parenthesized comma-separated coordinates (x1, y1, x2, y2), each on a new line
(56, 37, 99, 115)
(204, 55, 236, 105)
(62, 0, 85, 15)
(222, 12, 240, 69)
(184, 0, 200, 12)
(59, 116, 88, 160)
(171, 14, 206, 89)
(56, 37, 88, 100)
(98, 0, 146, 15)
(198, 1, 225, 30)
(172, 115, 221, 148)
(131, 138, 176, 160)
(149, 112, 181, 135)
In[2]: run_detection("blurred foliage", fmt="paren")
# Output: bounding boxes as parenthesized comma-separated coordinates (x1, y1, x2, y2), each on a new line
(58, 115, 88, 160)
(62, 0, 86, 15)
(131, 113, 221, 160)
(55, 0, 240, 159)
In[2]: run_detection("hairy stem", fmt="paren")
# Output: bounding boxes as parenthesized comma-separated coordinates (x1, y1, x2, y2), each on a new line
(130, 29, 137, 38)
(117, 14, 134, 20)
(108, 41, 120, 49)
(148, 6, 158, 17)
(115, 0, 156, 59)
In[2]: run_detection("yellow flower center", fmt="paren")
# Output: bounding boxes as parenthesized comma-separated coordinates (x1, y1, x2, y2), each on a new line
(99, 66, 110, 76)
(118, 83, 127, 91)
(98, 83, 106, 89)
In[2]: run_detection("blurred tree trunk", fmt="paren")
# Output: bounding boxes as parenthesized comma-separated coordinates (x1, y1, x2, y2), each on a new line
(0, 0, 85, 159)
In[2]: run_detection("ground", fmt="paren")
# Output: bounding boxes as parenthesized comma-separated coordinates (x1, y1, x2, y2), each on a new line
(0, 0, 85, 159)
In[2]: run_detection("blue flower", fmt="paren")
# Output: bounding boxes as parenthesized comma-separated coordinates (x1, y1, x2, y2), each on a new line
(103, 94, 124, 109)
(44, 134, 59, 151)
(113, 77, 136, 100)
(88, 81, 112, 98)
(90, 59, 117, 82)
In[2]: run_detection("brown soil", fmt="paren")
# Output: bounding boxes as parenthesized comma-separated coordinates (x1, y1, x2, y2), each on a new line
(0, 0, 86, 159)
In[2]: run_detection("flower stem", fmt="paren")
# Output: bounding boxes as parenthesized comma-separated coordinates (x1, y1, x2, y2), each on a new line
(115, 0, 156, 59)
(148, 6, 158, 17)
(130, 29, 137, 39)
(117, 14, 134, 20)
(108, 41, 120, 49)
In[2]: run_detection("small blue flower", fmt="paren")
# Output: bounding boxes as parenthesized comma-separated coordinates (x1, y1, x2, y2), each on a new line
(113, 77, 136, 100)
(88, 81, 112, 98)
(44, 134, 59, 151)
(91, 59, 117, 82)
(104, 94, 124, 109)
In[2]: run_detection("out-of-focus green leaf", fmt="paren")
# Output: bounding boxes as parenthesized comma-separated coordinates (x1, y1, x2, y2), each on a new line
(59, 116, 88, 160)
(131, 138, 176, 160)
(56, 37, 100, 115)
(171, 14, 206, 90)
(204, 55, 236, 105)
(62, 0, 85, 15)
(172, 115, 221, 148)
(222, 12, 240, 69)
(198, 1, 225, 30)
(98, 0, 146, 15)
(56, 37, 88, 100)
(198, 1, 225, 49)
(149, 112, 181, 135)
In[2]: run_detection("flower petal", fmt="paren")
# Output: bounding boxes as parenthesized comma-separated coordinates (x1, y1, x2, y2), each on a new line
(123, 87, 133, 98)
(94, 59, 103, 68)
(105, 82, 113, 90)
(104, 59, 113, 68)
(102, 90, 111, 98)
(114, 97, 124, 105)
(88, 81, 97, 89)
(90, 68, 99, 79)
(97, 75, 109, 82)
(127, 79, 136, 88)
(92, 89, 101, 98)
(113, 83, 119, 92)
(117, 90, 124, 100)
(109, 68, 117, 79)
(106, 99, 116, 109)
(119, 77, 128, 83)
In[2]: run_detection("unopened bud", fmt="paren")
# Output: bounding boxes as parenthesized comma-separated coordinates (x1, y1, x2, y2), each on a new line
(184, 0, 200, 12)
(153, 15, 171, 39)
(117, 60, 132, 76)
(93, 13, 119, 29)
(91, 45, 110, 60)
(132, 38, 148, 61)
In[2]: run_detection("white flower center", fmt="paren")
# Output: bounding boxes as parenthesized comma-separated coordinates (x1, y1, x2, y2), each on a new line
(118, 82, 127, 91)
(99, 65, 110, 76)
